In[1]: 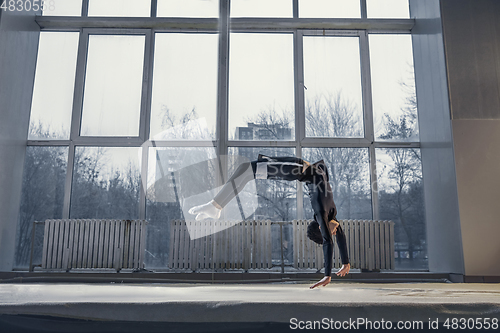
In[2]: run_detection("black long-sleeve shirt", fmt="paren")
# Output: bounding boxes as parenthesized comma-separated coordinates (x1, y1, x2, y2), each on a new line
(300, 159, 350, 276)
(258, 155, 350, 276)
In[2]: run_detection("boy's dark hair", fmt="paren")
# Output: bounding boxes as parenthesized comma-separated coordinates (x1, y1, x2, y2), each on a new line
(307, 220, 323, 245)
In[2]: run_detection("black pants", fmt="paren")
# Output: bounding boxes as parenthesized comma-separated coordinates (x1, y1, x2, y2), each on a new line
(213, 155, 308, 208)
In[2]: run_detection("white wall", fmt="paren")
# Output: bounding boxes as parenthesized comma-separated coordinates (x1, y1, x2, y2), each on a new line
(441, 0, 500, 277)
(0, 9, 39, 270)
(410, 0, 465, 275)
(452, 120, 500, 276)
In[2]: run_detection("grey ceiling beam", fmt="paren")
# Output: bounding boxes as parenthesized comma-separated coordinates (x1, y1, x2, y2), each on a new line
(36, 16, 414, 32)
(36, 17, 220, 30)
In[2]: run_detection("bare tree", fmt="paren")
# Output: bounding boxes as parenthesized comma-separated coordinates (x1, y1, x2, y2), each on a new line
(377, 76, 426, 266)
(304, 93, 371, 219)
(306, 92, 363, 138)
(158, 106, 213, 140)
(15, 123, 67, 266)
(15, 146, 67, 266)
(236, 93, 370, 221)
(242, 107, 293, 141)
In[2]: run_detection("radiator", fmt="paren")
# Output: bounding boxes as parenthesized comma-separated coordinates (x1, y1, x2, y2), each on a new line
(293, 219, 395, 270)
(169, 220, 272, 271)
(41, 219, 147, 271)
(169, 219, 394, 272)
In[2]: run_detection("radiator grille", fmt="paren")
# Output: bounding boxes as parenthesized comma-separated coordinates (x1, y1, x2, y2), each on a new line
(41, 219, 147, 271)
(293, 219, 395, 270)
(169, 220, 272, 270)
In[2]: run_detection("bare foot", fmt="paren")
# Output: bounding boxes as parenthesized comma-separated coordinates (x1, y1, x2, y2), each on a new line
(310, 276, 332, 289)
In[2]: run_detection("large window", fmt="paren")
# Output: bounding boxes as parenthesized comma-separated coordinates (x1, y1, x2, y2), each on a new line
(88, 0, 151, 17)
(150, 33, 218, 140)
(146, 146, 216, 267)
(70, 147, 141, 218)
(231, 0, 293, 17)
(229, 33, 295, 140)
(303, 35, 363, 138)
(299, 0, 361, 18)
(157, 0, 219, 18)
(81, 35, 146, 137)
(302, 148, 371, 220)
(369, 34, 418, 141)
(28, 32, 79, 140)
(18, 0, 425, 271)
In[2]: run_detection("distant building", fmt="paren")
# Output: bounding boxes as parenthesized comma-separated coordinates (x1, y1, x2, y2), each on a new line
(235, 122, 292, 141)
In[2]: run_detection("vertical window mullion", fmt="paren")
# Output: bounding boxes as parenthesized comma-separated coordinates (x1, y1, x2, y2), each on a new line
(294, 29, 305, 219)
(70, 29, 89, 141)
(360, 0, 367, 19)
(62, 142, 76, 219)
(138, 30, 153, 143)
(151, 0, 157, 17)
(139, 144, 148, 219)
(217, 0, 230, 186)
(369, 145, 378, 220)
(359, 32, 374, 144)
(294, 30, 306, 144)
(63, 29, 89, 218)
(139, 30, 155, 220)
(143, 31, 155, 142)
(360, 31, 378, 220)
(82, 0, 89, 16)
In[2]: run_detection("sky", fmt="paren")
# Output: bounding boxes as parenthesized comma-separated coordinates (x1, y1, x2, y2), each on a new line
(228, 33, 295, 139)
(29, 32, 78, 139)
(150, 33, 219, 139)
(81, 35, 145, 136)
(369, 33, 417, 140)
(303, 35, 364, 137)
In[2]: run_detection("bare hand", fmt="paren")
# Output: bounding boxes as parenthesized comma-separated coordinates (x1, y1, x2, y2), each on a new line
(336, 264, 350, 277)
(310, 276, 331, 289)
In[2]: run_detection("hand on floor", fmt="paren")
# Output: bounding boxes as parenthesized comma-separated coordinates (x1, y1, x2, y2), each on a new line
(336, 264, 350, 277)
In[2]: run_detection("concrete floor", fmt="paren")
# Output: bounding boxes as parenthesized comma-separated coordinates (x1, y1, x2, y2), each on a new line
(1, 282, 499, 332)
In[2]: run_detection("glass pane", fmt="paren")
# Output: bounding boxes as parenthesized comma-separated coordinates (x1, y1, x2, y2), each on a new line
(15, 146, 68, 267)
(367, 0, 410, 18)
(150, 33, 218, 140)
(229, 147, 296, 268)
(81, 35, 145, 137)
(302, 148, 372, 220)
(229, 33, 295, 140)
(231, 0, 292, 17)
(70, 147, 141, 219)
(157, 0, 218, 17)
(29, 32, 79, 140)
(304, 36, 364, 138)
(146, 146, 216, 268)
(43, 0, 82, 16)
(376, 148, 427, 270)
(228, 147, 296, 221)
(88, 0, 151, 17)
(369, 34, 419, 141)
(299, 0, 361, 18)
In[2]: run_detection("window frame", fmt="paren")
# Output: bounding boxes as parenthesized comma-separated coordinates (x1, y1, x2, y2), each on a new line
(28, 0, 418, 223)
